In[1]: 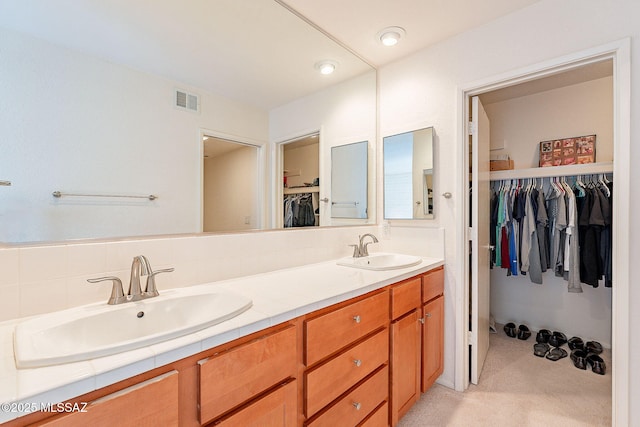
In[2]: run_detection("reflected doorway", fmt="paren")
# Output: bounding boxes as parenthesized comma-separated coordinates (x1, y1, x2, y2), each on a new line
(277, 133, 321, 228)
(202, 135, 261, 232)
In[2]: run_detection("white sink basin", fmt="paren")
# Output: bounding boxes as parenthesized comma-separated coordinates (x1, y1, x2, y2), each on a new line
(14, 288, 252, 368)
(337, 253, 422, 271)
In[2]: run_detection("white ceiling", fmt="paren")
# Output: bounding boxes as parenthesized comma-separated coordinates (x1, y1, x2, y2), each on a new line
(0, 0, 542, 110)
(281, 0, 541, 67)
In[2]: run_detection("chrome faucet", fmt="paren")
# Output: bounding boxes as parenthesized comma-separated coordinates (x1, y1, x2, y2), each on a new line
(128, 255, 151, 301)
(349, 233, 379, 257)
(87, 255, 174, 305)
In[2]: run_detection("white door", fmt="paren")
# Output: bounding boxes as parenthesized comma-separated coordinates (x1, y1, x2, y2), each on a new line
(470, 96, 491, 385)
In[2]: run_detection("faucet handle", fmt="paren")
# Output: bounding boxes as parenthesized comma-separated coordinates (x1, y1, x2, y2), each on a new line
(144, 268, 174, 297)
(349, 244, 361, 258)
(87, 276, 126, 305)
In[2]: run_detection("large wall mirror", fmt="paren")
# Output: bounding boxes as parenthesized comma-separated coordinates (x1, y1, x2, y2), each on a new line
(383, 127, 435, 220)
(0, 0, 376, 243)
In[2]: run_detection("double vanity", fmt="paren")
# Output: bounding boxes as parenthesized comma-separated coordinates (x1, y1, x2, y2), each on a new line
(1, 251, 444, 426)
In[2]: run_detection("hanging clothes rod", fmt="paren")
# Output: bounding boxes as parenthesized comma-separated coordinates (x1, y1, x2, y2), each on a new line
(331, 201, 359, 206)
(0, 180, 11, 186)
(52, 191, 157, 200)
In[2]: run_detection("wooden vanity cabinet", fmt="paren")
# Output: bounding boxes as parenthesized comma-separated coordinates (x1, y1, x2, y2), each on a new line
(421, 266, 445, 392)
(303, 290, 389, 426)
(389, 277, 422, 426)
(6, 265, 445, 427)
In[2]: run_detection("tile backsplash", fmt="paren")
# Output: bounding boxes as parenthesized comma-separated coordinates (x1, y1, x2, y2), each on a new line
(0, 225, 444, 322)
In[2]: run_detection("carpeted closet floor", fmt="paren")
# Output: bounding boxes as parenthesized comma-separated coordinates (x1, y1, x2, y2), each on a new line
(398, 329, 612, 426)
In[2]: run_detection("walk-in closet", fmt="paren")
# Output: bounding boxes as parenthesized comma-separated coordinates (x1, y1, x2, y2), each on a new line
(281, 134, 320, 228)
(468, 58, 614, 414)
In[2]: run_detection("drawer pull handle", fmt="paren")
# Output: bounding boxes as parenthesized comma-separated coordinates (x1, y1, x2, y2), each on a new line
(353, 359, 362, 367)
(353, 315, 361, 323)
(426, 313, 432, 318)
(419, 317, 425, 324)
(353, 402, 362, 410)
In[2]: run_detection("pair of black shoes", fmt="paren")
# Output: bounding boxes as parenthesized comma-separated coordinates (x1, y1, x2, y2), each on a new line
(504, 322, 531, 340)
(568, 337, 606, 375)
(533, 329, 568, 361)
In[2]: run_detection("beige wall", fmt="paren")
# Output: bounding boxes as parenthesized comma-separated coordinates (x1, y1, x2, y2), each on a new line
(484, 76, 613, 168)
(203, 146, 258, 232)
(284, 143, 319, 188)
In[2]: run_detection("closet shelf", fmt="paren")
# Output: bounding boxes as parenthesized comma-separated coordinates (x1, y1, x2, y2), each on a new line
(489, 161, 613, 181)
(284, 186, 320, 195)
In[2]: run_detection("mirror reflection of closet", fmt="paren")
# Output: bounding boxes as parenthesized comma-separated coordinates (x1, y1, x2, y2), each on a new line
(331, 141, 368, 219)
(282, 133, 320, 228)
(383, 127, 435, 219)
(202, 135, 261, 232)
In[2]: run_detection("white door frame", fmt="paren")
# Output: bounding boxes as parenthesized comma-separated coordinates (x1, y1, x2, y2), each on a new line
(455, 38, 630, 425)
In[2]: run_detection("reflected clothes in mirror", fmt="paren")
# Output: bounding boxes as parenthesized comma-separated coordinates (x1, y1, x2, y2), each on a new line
(284, 193, 316, 227)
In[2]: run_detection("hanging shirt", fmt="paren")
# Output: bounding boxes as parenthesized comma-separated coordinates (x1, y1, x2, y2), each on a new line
(564, 182, 582, 292)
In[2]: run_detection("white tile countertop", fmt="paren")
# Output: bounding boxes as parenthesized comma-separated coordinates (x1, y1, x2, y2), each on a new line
(0, 255, 444, 423)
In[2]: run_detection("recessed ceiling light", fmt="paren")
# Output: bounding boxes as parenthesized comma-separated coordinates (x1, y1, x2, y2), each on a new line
(377, 26, 406, 47)
(314, 60, 338, 75)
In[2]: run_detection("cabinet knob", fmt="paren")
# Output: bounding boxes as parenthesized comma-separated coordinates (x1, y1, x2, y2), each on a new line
(353, 402, 362, 410)
(353, 315, 361, 323)
(425, 312, 432, 318)
(353, 359, 362, 367)
(419, 317, 425, 324)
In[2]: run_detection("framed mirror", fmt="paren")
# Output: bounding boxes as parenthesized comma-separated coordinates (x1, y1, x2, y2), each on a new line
(331, 141, 368, 219)
(383, 127, 434, 220)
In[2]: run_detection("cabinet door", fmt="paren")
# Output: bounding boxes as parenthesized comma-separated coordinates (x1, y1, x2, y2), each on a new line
(39, 371, 179, 427)
(422, 295, 444, 393)
(391, 310, 421, 426)
(215, 380, 297, 427)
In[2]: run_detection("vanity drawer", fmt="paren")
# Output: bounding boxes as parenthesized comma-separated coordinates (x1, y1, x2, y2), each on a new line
(306, 366, 388, 427)
(360, 402, 390, 427)
(38, 371, 179, 427)
(305, 328, 388, 418)
(390, 277, 421, 320)
(422, 267, 444, 303)
(198, 325, 297, 424)
(305, 291, 388, 366)
(215, 380, 297, 427)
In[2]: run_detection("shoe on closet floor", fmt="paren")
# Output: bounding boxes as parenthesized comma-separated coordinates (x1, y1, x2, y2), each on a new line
(517, 325, 531, 340)
(536, 329, 551, 344)
(548, 331, 567, 348)
(533, 343, 550, 357)
(568, 336, 584, 350)
(503, 322, 517, 338)
(545, 347, 568, 361)
(570, 349, 588, 370)
(586, 354, 606, 375)
(585, 341, 603, 355)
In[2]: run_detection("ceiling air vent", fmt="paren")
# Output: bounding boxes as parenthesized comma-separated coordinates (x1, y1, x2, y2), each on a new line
(175, 89, 200, 113)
